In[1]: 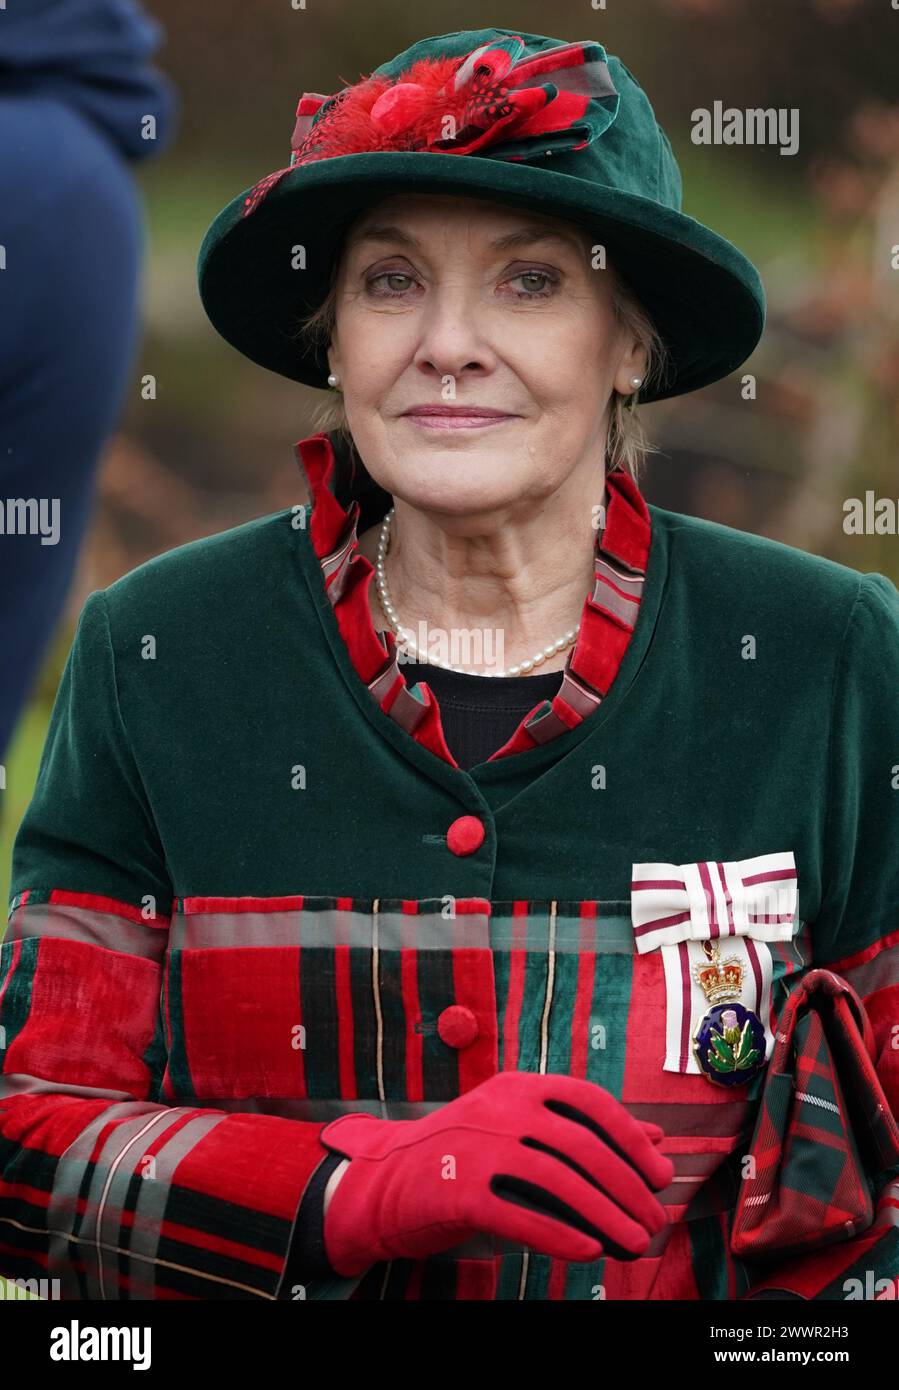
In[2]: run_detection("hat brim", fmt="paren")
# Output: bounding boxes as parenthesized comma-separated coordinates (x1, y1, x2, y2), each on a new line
(197, 151, 765, 404)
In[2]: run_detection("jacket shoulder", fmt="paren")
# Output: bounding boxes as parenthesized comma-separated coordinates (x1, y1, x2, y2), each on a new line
(100, 507, 308, 628)
(650, 504, 869, 617)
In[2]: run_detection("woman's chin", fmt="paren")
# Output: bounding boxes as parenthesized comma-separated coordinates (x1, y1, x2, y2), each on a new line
(395, 479, 523, 519)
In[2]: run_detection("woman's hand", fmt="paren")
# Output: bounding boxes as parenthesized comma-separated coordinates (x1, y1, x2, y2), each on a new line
(320, 1071, 673, 1276)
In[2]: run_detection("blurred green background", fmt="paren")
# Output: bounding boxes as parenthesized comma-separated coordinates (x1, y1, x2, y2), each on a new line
(2, 0, 898, 1296)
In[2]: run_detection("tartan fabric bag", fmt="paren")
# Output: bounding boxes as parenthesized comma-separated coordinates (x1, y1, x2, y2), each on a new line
(731, 968, 899, 1261)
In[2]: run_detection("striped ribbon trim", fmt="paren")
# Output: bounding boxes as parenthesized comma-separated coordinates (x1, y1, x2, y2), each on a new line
(294, 431, 651, 768)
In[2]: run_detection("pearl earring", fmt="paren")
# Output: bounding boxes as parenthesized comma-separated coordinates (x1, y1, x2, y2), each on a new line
(630, 376, 643, 388)
(327, 373, 339, 388)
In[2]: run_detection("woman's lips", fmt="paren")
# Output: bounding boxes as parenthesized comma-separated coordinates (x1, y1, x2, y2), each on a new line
(401, 410, 519, 430)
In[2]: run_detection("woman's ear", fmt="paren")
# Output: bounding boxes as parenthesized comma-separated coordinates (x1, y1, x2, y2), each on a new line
(613, 337, 648, 396)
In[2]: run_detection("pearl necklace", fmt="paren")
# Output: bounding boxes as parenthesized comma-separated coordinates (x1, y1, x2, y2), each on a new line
(374, 507, 580, 677)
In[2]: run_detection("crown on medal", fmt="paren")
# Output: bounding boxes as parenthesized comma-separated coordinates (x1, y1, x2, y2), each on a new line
(693, 954, 744, 1004)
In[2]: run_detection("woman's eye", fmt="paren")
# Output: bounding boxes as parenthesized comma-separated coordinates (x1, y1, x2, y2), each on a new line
(505, 270, 557, 298)
(367, 271, 418, 297)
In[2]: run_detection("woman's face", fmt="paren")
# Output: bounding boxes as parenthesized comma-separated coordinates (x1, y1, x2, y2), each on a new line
(327, 192, 647, 521)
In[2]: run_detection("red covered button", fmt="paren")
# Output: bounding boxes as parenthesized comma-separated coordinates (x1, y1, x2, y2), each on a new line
(446, 815, 485, 856)
(437, 1005, 479, 1049)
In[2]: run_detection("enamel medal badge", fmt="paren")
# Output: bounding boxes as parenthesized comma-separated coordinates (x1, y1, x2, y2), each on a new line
(691, 940, 768, 1086)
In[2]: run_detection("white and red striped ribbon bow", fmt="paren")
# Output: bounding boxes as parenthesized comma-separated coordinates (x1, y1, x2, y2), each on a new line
(630, 850, 798, 954)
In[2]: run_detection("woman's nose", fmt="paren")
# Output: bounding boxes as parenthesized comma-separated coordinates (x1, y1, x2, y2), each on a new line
(411, 290, 497, 381)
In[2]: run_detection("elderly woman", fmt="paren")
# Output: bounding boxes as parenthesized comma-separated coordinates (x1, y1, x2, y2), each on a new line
(2, 27, 898, 1304)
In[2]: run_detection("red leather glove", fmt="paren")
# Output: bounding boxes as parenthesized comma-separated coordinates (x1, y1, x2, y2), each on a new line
(320, 1072, 674, 1276)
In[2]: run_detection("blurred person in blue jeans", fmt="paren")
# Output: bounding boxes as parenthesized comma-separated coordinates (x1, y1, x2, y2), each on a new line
(0, 0, 178, 762)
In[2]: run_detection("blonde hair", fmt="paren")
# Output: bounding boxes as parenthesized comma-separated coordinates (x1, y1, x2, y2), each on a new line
(292, 246, 670, 489)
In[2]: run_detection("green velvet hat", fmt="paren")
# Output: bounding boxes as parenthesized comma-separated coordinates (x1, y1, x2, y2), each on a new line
(197, 27, 766, 403)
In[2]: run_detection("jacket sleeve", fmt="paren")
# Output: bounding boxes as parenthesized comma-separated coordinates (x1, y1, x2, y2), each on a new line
(0, 589, 354, 1300)
(743, 572, 899, 1300)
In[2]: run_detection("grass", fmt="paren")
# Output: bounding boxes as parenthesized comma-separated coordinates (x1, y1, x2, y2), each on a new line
(1, 646, 63, 1299)
(1, 620, 67, 924)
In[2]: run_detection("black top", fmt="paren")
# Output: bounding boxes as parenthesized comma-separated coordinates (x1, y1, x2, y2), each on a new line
(387, 641, 564, 770)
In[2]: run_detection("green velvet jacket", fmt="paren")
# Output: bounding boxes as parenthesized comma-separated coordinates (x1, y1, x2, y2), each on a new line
(2, 431, 898, 1301)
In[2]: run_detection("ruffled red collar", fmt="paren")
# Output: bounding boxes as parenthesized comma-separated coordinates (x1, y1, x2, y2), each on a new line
(294, 431, 651, 768)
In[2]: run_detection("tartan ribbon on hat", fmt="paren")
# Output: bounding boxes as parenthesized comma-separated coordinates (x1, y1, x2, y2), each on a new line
(731, 968, 899, 1262)
(242, 35, 619, 217)
(631, 850, 799, 952)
